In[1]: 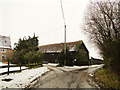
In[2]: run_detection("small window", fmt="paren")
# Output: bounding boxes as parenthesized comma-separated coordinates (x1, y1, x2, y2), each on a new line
(1, 49, 6, 53)
(52, 54, 54, 56)
(2, 55, 6, 60)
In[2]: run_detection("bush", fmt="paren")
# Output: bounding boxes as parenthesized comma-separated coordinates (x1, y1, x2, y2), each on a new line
(95, 68, 120, 89)
(66, 49, 74, 66)
(12, 35, 40, 65)
(57, 49, 65, 66)
(11, 51, 24, 64)
(24, 51, 44, 64)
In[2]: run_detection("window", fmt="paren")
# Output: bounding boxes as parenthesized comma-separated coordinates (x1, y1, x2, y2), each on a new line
(1, 49, 6, 53)
(2, 55, 6, 60)
(52, 54, 54, 56)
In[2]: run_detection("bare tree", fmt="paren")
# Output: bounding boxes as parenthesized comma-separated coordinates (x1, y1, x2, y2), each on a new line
(84, 0, 120, 74)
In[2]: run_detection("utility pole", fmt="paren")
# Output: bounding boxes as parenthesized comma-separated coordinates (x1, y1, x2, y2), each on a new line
(60, 0, 66, 65)
(64, 25, 66, 65)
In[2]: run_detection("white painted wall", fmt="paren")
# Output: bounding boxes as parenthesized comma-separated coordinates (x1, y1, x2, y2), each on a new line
(0, 35, 11, 48)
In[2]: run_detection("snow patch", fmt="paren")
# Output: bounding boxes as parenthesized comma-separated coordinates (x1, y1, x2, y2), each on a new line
(0, 67, 50, 89)
(0, 66, 27, 74)
(88, 64, 104, 77)
(64, 66, 89, 69)
(47, 63, 58, 66)
(58, 64, 104, 72)
(0, 62, 15, 67)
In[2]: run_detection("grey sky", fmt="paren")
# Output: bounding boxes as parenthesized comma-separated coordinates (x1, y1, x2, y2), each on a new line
(0, 0, 102, 59)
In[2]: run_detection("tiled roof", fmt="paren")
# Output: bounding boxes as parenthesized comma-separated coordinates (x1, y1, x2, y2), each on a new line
(38, 40, 82, 53)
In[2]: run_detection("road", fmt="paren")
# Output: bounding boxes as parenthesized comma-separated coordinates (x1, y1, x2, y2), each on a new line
(28, 65, 100, 88)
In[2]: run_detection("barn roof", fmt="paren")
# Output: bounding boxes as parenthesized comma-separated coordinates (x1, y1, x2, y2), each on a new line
(38, 40, 83, 53)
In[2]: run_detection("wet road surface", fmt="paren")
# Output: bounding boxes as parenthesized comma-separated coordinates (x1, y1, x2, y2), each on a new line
(28, 65, 99, 88)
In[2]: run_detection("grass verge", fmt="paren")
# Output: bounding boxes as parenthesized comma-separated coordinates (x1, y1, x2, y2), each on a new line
(94, 68, 120, 89)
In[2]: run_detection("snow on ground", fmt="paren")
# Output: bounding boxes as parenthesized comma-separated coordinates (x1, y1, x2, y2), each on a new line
(47, 63, 58, 66)
(89, 64, 104, 68)
(58, 64, 104, 72)
(59, 66, 87, 72)
(58, 66, 89, 72)
(47, 63, 104, 72)
(0, 67, 50, 89)
(64, 64, 104, 69)
(47, 63, 103, 69)
(47, 63, 89, 72)
(0, 63, 104, 89)
(64, 66, 89, 69)
(0, 62, 27, 74)
(0, 62, 15, 67)
(0, 66, 27, 74)
(88, 64, 104, 77)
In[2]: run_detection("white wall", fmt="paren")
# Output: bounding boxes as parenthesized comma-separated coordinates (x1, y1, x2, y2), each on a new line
(0, 35, 11, 48)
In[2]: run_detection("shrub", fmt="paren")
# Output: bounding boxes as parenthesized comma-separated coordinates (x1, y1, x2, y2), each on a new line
(95, 68, 120, 89)
(24, 51, 44, 64)
(57, 49, 65, 66)
(12, 34, 40, 65)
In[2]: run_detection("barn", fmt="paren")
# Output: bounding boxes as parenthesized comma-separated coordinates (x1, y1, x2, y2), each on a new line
(38, 40, 89, 63)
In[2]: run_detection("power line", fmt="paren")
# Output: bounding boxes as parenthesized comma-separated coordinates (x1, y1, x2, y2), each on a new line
(39, 26, 64, 37)
(67, 0, 80, 26)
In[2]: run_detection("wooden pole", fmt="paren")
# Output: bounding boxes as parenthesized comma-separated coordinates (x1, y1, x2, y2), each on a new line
(20, 62, 21, 72)
(60, 0, 66, 66)
(64, 25, 66, 66)
(8, 60, 9, 75)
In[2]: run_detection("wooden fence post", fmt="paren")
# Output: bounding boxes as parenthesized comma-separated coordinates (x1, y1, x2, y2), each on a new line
(8, 60, 9, 75)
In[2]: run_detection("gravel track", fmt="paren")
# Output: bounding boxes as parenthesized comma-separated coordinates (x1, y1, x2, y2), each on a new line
(28, 65, 99, 89)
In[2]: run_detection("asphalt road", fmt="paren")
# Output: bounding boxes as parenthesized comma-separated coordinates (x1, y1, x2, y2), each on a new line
(28, 65, 99, 89)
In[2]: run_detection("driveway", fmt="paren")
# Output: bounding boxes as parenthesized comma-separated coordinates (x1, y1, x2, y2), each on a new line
(27, 64, 101, 88)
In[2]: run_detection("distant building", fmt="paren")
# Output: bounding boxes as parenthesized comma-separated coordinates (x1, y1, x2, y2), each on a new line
(0, 35, 12, 62)
(38, 40, 89, 63)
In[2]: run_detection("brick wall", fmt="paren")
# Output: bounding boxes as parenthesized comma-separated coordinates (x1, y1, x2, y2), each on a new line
(0, 48, 13, 62)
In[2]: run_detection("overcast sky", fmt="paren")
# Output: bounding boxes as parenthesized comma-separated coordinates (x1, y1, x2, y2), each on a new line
(0, 0, 102, 59)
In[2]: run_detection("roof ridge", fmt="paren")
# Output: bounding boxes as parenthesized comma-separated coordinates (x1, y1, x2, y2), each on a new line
(39, 40, 82, 47)
(0, 35, 10, 38)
